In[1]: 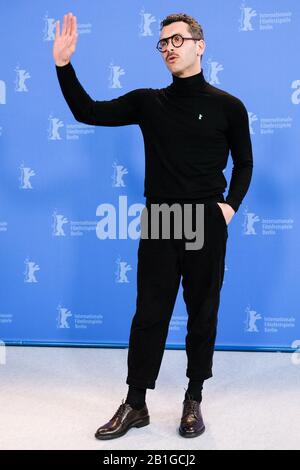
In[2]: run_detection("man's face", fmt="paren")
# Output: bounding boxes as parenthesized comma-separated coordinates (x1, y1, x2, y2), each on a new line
(158, 21, 205, 75)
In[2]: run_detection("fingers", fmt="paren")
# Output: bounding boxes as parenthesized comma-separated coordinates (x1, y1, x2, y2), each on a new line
(66, 12, 71, 36)
(62, 12, 72, 36)
(58, 12, 76, 42)
(70, 15, 77, 36)
(67, 12, 73, 36)
(61, 14, 66, 36)
(61, 12, 76, 37)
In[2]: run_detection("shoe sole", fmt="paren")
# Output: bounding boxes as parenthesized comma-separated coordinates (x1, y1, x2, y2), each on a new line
(95, 416, 150, 440)
(178, 425, 205, 438)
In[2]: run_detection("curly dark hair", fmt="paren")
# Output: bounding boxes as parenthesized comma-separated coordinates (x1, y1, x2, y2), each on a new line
(160, 13, 205, 61)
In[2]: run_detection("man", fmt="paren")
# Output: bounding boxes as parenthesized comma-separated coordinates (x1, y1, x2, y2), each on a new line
(53, 12, 253, 440)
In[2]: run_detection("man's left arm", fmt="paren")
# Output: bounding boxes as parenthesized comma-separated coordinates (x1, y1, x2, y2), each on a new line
(223, 97, 253, 219)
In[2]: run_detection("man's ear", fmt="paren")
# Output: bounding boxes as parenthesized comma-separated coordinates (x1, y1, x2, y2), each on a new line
(200, 39, 205, 56)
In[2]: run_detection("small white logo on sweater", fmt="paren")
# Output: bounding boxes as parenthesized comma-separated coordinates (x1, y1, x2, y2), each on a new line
(198, 113, 203, 119)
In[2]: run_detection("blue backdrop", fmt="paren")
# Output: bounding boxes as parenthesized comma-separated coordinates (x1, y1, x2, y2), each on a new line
(0, 1, 299, 351)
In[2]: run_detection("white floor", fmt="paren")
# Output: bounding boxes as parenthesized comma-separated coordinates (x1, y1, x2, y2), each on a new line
(0, 345, 299, 450)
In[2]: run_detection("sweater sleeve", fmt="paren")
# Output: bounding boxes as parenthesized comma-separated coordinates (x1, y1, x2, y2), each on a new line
(55, 61, 141, 126)
(224, 96, 253, 213)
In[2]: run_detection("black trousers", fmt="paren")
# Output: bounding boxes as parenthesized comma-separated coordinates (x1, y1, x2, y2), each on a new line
(126, 198, 228, 390)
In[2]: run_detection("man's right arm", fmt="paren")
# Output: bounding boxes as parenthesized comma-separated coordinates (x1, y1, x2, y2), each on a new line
(55, 61, 141, 126)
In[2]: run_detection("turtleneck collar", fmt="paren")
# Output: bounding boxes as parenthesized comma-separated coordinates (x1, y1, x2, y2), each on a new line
(168, 68, 207, 96)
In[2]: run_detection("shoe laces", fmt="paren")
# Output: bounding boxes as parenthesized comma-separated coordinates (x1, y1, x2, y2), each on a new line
(183, 388, 200, 419)
(112, 399, 127, 420)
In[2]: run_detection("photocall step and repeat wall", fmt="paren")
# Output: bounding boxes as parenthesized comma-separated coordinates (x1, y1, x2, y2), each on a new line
(0, 1, 299, 352)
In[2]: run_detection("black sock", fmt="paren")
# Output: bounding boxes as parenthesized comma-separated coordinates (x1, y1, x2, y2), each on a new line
(125, 385, 147, 410)
(184, 379, 204, 403)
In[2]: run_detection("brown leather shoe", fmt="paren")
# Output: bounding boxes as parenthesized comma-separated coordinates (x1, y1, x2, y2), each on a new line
(178, 393, 205, 438)
(95, 399, 150, 440)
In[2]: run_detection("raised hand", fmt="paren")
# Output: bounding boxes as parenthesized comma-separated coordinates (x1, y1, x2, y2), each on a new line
(53, 12, 78, 66)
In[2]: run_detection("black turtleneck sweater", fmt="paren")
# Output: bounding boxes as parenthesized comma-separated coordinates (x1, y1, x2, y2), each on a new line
(55, 62, 253, 212)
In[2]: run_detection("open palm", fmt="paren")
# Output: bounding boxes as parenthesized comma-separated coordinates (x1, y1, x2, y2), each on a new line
(53, 12, 78, 66)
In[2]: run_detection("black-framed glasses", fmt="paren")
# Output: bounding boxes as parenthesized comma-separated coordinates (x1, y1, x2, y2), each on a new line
(156, 33, 201, 53)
